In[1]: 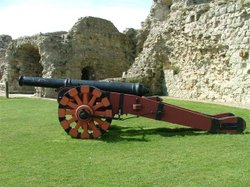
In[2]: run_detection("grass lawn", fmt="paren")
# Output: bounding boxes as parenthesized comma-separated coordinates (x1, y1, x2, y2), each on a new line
(0, 96, 250, 187)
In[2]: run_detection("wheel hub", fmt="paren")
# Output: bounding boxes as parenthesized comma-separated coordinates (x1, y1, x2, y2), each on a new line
(79, 110, 90, 120)
(75, 105, 93, 122)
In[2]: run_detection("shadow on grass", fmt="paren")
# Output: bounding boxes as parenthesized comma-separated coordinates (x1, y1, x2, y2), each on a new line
(101, 125, 205, 143)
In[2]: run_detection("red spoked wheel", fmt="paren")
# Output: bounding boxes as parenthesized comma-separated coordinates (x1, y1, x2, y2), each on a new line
(58, 86, 112, 139)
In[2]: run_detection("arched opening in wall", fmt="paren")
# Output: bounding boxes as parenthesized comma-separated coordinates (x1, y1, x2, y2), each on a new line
(11, 44, 43, 93)
(81, 66, 95, 80)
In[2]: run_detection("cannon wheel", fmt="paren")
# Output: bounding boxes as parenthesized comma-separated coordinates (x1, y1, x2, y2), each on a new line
(58, 86, 112, 139)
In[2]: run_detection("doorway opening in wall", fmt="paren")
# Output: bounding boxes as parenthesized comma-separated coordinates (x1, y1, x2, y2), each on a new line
(81, 66, 95, 80)
(11, 44, 43, 94)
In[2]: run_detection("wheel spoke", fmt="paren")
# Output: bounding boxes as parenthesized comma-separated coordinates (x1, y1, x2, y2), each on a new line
(88, 96, 97, 107)
(69, 128, 78, 138)
(67, 116, 77, 124)
(60, 120, 70, 130)
(75, 122, 82, 130)
(73, 95, 83, 105)
(94, 110, 112, 118)
(89, 121, 101, 138)
(81, 121, 90, 139)
(83, 93, 89, 104)
(58, 108, 66, 117)
(80, 86, 90, 104)
(92, 102, 104, 111)
(94, 118, 110, 131)
(67, 101, 78, 109)
(65, 109, 75, 115)
(68, 88, 82, 105)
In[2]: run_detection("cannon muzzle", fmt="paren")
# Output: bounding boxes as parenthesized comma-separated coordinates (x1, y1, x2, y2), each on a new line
(19, 76, 149, 96)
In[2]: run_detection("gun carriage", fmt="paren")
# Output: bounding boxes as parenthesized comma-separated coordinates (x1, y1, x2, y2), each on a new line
(19, 76, 246, 139)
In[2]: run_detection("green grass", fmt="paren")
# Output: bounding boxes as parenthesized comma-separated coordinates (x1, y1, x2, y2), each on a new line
(0, 96, 250, 187)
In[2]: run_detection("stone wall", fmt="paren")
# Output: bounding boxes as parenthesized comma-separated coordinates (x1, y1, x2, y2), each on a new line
(125, 0, 250, 107)
(0, 35, 12, 81)
(1, 1, 249, 107)
(0, 17, 136, 97)
(65, 17, 135, 80)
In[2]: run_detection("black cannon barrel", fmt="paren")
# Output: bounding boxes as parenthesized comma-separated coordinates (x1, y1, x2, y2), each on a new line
(19, 76, 149, 96)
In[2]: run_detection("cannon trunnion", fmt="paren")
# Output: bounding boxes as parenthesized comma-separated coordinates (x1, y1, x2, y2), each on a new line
(19, 76, 246, 139)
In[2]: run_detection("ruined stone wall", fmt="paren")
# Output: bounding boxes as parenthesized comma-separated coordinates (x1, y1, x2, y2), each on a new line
(3, 33, 69, 95)
(125, 0, 250, 107)
(1, 1, 249, 107)
(65, 17, 134, 80)
(0, 17, 135, 97)
(0, 35, 12, 81)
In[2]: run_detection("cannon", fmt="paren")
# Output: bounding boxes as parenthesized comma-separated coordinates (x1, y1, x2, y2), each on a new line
(19, 76, 246, 139)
